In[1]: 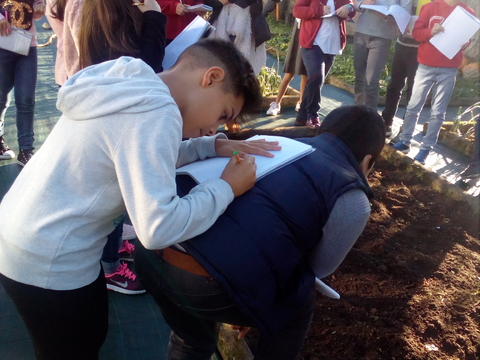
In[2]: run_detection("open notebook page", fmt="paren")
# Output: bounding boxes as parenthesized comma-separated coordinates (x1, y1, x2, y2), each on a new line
(176, 135, 315, 184)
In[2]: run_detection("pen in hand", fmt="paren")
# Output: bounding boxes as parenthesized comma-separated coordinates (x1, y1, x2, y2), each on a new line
(233, 151, 242, 164)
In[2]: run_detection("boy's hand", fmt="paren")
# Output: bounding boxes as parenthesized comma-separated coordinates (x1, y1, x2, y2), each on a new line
(335, 5, 350, 18)
(324, 5, 331, 14)
(431, 23, 444, 36)
(230, 325, 251, 339)
(33, 2, 46, 15)
(215, 138, 281, 158)
(220, 155, 257, 197)
(176, 3, 188, 15)
(0, 18, 11, 36)
(137, 0, 161, 13)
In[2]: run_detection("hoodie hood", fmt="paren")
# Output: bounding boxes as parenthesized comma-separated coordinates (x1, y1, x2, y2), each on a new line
(57, 57, 175, 121)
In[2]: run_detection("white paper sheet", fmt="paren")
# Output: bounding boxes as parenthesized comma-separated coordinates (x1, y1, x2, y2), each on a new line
(429, 6, 480, 60)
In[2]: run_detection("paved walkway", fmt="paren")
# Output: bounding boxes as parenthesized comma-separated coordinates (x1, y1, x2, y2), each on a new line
(0, 18, 478, 360)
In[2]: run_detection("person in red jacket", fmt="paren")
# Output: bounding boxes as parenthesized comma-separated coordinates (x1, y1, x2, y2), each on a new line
(293, 0, 355, 129)
(157, 0, 212, 44)
(393, 0, 476, 165)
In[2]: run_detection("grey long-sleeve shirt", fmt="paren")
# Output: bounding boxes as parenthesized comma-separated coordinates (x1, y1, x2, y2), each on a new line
(354, 0, 413, 40)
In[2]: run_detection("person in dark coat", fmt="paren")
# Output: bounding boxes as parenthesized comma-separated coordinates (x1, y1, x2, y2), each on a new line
(135, 105, 386, 360)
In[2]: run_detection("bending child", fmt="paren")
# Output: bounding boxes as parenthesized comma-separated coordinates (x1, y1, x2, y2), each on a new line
(135, 105, 386, 360)
(0, 39, 280, 359)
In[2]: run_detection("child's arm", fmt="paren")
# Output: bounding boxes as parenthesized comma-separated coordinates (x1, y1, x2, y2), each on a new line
(33, 0, 46, 19)
(293, 0, 326, 20)
(0, 15, 11, 36)
(309, 189, 371, 279)
(138, 1, 167, 73)
(412, 4, 435, 42)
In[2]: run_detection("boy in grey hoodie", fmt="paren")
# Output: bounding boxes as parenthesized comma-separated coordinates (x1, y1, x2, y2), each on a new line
(0, 39, 279, 359)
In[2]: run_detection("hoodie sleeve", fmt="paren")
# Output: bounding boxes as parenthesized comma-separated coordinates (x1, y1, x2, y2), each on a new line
(412, 2, 434, 42)
(293, 0, 325, 20)
(113, 111, 234, 250)
(176, 133, 227, 168)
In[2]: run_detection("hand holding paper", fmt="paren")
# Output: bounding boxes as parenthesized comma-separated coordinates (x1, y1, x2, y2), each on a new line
(429, 6, 480, 60)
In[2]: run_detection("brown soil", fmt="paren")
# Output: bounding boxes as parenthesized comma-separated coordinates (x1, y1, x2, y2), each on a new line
(247, 157, 480, 359)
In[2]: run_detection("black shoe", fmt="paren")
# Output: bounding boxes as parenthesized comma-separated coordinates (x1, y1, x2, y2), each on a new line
(460, 164, 480, 180)
(17, 149, 34, 166)
(0, 136, 15, 160)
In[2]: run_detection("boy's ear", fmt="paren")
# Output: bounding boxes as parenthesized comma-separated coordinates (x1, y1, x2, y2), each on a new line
(359, 154, 373, 177)
(201, 67, 226, 88)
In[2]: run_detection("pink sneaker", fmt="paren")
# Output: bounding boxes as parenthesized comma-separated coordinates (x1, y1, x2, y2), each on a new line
(122, 224, 136, 240)
(105, 262, 146, 295)
(118, 240, 135, 262)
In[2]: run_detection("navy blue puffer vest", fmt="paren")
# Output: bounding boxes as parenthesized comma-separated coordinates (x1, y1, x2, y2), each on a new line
(177, 133, 373, 336)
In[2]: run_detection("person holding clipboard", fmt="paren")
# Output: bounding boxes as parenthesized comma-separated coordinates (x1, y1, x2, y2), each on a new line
(393, 0, 476, 165)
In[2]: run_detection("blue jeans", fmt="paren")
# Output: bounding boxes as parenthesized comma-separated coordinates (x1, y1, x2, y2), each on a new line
(0, 47, 37, 150)
(353, 33, 392, 110)
(298, 45, 334, 121)
(101, 215, 125, 274)
(399, 64, 457, 151)
(134, 242, 316, 360)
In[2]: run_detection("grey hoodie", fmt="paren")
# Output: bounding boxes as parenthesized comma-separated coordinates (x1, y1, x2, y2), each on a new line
(0, 57, 233, 290)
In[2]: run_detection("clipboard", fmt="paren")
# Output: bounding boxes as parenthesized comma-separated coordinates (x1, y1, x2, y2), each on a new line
(0, 27, 33, 56)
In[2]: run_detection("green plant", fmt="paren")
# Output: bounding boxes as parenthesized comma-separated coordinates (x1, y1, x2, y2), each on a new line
(258, 66, 282, 97)
(450, 102, 479, 140)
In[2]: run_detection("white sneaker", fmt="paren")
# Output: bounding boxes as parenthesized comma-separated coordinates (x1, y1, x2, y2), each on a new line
(266, 102, 281, 116)
(122, 224, 137, 240)
(295, 101, 301, 112)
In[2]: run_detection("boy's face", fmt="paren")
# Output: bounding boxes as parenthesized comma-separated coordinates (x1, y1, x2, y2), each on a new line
(182, 86, 245, 139)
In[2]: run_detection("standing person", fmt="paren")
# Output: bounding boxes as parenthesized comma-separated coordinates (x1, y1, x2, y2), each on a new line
(293, 0, 355, 129)
(135, 105, 386, 360)
(392, 0, 476, 165)
(353, 0, 412, 111)
(0, 0, 46, 165)
(157, 0, 213, 45)
(0, 39, 279, 359)
(47, 0, 167, 294)
(382, 0, 425, 137)
(207, 0, 272, 75)
(266, 18, 307, 116)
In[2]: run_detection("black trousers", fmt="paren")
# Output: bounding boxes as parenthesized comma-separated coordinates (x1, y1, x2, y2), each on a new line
(382, 42, 419, 126)
(0, 270, 108, 360)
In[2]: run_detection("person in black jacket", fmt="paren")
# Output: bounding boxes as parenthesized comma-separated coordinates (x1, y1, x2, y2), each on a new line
(135, 105, 386, 360)
(78, 0, 166, 73)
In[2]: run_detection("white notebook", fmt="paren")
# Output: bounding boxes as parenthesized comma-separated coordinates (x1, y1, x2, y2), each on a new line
(361, 4, 411, 34)
(176, 135, 315, 184)
(0, 27, 33, 56)
(429, 6, 480, 60)
(186, 4, 213, 12)
(162, 16, 214, 70)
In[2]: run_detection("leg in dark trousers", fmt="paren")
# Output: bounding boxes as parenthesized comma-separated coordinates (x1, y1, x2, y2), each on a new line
(298, 45, 334, 121)
(0, 271, 108, 360)
(382, 42, 419, 127)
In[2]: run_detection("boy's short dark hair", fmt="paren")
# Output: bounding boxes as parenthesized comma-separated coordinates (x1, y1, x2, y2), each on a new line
(174, 39, 262, 124)
(317, 105, 385, 168)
